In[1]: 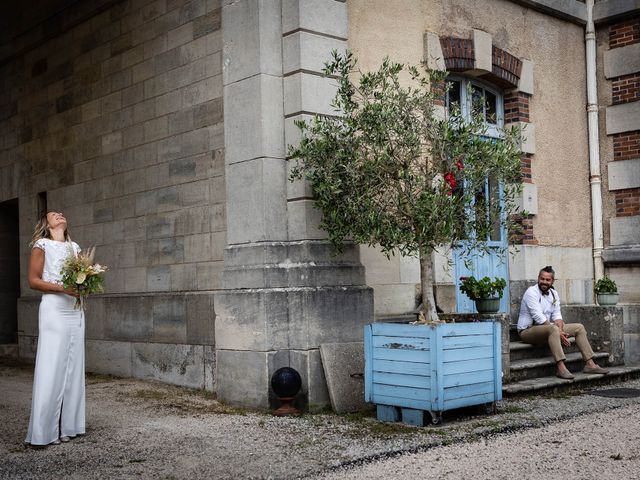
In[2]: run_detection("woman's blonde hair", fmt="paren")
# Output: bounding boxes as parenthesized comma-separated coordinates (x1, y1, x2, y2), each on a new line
(29, 212, 71, 247)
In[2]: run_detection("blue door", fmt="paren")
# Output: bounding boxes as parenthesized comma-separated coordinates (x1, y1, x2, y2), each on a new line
(454, 176, 510, 313)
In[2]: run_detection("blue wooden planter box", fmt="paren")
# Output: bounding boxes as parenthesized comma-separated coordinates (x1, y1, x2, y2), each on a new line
(364, 321, 502, 425)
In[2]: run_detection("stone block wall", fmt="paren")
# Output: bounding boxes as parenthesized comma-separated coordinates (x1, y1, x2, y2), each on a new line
(600, 15, 640, 301)
(562, 305, 625, 366)
(0, 0, 223, 390)
(623, 304, 640, 365)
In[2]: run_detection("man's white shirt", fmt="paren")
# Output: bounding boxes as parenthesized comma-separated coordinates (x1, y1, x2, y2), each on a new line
(517, 285, 562, 332)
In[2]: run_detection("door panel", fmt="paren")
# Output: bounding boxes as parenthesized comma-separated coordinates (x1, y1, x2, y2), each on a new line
(454, 177, 509, 313)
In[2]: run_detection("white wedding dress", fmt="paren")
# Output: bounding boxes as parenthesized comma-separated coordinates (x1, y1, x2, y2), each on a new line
(25, 238, 85, 445)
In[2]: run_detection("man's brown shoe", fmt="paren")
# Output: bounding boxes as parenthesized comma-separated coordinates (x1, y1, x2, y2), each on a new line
(583, 366, 609, 375)
(556, 370, 575, 380)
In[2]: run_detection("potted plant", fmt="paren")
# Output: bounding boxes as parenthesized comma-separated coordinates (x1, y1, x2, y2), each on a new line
(594, 276, 619, 306)
(459, 276, 507, 313)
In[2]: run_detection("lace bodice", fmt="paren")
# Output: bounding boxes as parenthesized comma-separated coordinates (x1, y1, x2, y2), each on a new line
(33, 239, 81, 285)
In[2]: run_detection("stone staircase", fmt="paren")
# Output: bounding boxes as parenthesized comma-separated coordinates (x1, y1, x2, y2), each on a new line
(503, 324, 640, 395)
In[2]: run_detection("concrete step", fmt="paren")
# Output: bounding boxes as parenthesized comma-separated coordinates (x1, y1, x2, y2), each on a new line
(503, 365, 640, 395)
(509, 339, 578, 362)
(0, 344, 18, 359)
(509, 351, 609, 382)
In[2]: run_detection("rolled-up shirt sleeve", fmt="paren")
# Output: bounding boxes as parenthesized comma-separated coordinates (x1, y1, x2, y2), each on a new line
(550, 293, 562, 321)
(524, 288, 549, 325)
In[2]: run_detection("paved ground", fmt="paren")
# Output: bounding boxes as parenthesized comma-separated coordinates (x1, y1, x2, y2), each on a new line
(1, 361, 640, 479)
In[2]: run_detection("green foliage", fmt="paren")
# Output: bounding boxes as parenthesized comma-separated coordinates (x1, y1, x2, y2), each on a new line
(288, 51, 523, 260)
(594, 276, 618, 294)
(459, 276, 507, 300)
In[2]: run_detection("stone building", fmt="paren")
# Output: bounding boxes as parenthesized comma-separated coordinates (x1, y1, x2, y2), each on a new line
(0, 0, 638, 408)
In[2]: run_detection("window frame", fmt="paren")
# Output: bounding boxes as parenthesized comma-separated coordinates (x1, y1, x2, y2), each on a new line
(445, 76, 504, 139)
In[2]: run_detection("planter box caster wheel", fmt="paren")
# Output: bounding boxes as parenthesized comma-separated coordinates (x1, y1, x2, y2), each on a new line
(429, 411, 442, 425)
(484, 402, 497, 415)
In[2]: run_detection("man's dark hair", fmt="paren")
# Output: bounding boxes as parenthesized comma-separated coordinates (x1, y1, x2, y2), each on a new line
(539, 265, 555, 277)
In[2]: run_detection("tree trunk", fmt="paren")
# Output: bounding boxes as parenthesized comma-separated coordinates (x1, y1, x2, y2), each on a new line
(419, 251, 440, 322)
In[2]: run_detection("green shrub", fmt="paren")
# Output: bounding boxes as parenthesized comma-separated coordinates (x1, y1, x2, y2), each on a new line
(594, 276, 617, 294)
(459, 276, 507, 300)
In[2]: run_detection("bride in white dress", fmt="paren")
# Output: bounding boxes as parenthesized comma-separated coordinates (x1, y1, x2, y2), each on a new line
(25, 212, 85, 447)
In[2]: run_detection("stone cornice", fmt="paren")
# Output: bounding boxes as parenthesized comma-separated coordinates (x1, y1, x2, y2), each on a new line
(508, 0, 587, 25)
(509, 0, 640, 26)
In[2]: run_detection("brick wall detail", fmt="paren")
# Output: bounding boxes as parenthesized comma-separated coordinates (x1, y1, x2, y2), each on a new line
(609, 18, 640, 220)
(613, 132, 640, 160)
(615, 188, 640, 216)
(491, 46, 522, 89)
(611, 73, 640, 105)
(504, 92, 530, 123)
(440, 37, 475, 71)
(511, 214, 537, 246)
(609, 18, 640, 48)
(439, 36, 522, 89)
(520, 153, 533, 184)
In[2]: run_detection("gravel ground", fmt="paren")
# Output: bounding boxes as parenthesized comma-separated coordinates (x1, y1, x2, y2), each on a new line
(1, 361, 640, 479)
(317, 403, 640, 479)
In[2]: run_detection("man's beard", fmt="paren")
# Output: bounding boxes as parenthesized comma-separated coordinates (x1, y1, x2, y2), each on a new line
(538, 283, 550, 292)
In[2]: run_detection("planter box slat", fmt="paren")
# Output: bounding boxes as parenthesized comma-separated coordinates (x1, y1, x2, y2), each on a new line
(443, 334, 494, 349)
(444, 381, 495, 399)
(365, 321, 502, 425)
(372, 360, 431, 375)
(373, 372, 430, 388)
(374, 394, 432, 411)
(443, 369, 494, 387)
(371, 323, 431, 338)
(444, 391, 497, 410)
(440, 323, 493, 336)
(443, 346, 494, 362)
(442, 357, 495, 375)
(373, 383, 431, 400)
(372, 335, 430, 350)
(373, 348, 430, 363)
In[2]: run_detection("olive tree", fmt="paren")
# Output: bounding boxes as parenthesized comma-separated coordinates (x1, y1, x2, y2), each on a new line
(288, 51, 523, 322)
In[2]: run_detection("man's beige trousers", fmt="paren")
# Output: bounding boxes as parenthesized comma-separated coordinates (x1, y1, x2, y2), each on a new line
(519, 323, 594, 363)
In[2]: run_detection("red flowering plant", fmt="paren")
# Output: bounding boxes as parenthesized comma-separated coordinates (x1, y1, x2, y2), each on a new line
(289, 51, 524, 322)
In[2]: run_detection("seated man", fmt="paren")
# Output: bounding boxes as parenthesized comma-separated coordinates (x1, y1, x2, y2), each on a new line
(517, 266, 609, 380)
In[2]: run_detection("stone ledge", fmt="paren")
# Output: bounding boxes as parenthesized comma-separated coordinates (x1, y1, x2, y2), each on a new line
(508, 0, 587, 25)
(608, 158, 640, 190)
(224, 240, 360, 267)
(223, 263, 366, 289)
(603, 244, 640, 265)
(610, 215, 640, 246)
(594, 0, 640, 25)
(604, 42, 640, 79)
(606, 101, 640, 135)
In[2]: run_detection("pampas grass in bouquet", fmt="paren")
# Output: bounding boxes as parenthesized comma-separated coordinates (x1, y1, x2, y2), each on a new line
(61, 246, 108, 310)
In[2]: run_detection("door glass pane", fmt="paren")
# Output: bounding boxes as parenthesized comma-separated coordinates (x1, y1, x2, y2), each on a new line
(447, 80, 461, 114)
(471, 86, 483, 118)
(474, 183, 488, 240)
(488, 175, 501, 241)
(485, 90, 497, 124)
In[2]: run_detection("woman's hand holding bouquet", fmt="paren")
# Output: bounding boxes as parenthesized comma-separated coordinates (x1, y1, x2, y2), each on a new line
(60, 246, 107, 310)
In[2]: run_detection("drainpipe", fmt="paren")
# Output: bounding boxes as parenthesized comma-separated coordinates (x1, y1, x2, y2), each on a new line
(585, 0, 605, 284)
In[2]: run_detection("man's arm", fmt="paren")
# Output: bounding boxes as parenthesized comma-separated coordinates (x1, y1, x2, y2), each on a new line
(523, 288, 549, 325)
(550, 290, 562, 322)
